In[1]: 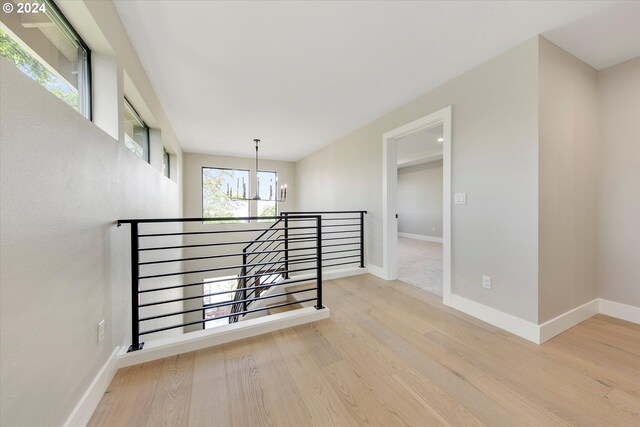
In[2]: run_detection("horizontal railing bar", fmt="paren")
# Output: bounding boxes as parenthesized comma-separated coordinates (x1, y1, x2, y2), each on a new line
(322, 242, 361, 249)
(323, 260, 362, 268)
(139, 298, 319, 336)
(140, 276, 318, 304)
(322, 236, 361, 242)
(139, 236, 315, 252)
(138, 266, 318, 293)
(324, 254, 361, 262)
(322, 229, 360, 234)
(139, 256, 317, 280)
(290, 230, 360, 238)
(282, 211, 367, 214)
(288, 230, 359, 237)
(323, 248, 361, 256)
(139, 245, 316, 266)
(286, 254, 360, 265)
(118, 215, 320, 225)
(140, 277, 290, 307)
(139, 287, 318, 322)
(139, 225, 319, 237)
(284, 217, 359, 221)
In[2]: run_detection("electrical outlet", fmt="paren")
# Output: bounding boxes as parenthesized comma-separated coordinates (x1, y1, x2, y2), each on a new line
(482, 275, 492, 290)
(98, 320, 105, 344)
(432, 227, 436, 232)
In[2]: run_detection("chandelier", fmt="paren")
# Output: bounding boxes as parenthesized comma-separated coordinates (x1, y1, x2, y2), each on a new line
(227, 139, 287, 202)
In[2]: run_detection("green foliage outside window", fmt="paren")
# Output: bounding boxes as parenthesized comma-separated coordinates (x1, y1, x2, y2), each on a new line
(0, 28, 78, 109)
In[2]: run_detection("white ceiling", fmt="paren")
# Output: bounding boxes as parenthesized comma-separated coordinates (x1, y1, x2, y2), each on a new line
(397, 125, 443, 167)
(113, 1, 638, 161)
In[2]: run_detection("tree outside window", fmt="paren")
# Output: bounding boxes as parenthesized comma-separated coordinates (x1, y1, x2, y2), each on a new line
(202, 167, 250, 222)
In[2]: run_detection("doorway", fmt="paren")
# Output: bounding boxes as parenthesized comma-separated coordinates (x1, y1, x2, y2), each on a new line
(382, 106, 452, 305)
(396, 125, 444, 296)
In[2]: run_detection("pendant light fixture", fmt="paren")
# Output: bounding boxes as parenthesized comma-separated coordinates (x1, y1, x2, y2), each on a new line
(227, 139, 287, 202)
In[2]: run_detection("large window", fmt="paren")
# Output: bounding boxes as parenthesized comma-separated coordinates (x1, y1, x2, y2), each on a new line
(123, 98, 149, 161)
(257, 170, 278, 220)
(202, 167, 250, 220)
(0, 0, 91, 117)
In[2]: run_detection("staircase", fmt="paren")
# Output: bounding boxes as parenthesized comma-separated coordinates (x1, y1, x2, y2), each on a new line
(117, 210, 366, 351)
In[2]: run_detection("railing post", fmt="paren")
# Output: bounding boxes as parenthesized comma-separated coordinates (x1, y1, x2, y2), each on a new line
(242, 251, 248, 312)
(128, 222, 143, 352)
(359, 211, 365, 268)
(283, 213, 290, 279)
(315, 215, 323, 309)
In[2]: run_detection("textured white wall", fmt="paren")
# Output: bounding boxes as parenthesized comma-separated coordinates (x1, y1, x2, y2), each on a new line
(397, 161, 443, 237)
(296, 37, 540, 322)
(597, 57, 640, 308)
(0, 60, 181, 426)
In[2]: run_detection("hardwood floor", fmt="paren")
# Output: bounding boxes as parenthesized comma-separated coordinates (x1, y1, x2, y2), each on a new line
(89, 274, 640, 426)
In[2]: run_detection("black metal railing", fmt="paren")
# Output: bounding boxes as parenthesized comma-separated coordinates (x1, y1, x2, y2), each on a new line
(117, 215, 323, 352)
(117, 210, 366, 352)
(281, 211, 366, 273)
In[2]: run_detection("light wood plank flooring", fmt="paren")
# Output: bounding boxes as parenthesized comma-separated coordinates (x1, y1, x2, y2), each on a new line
(89, 274, 640, 426)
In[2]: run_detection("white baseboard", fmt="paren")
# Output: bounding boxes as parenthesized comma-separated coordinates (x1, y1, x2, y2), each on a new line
(117, 306, 330, 368)
(398, 232, 443, 243)
(538, 299, 599, 343)
(599, 298, 640, 324)
(63, 346, 121, 427)
(365, 263, 385, 279)
(449, 294, 638, 345)
(448, 294, 540, 343)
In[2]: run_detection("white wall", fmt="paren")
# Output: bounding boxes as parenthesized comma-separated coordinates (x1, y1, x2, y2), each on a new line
(397, 161, 443, 238)
(0, 1, 187, 424)
(538, 38, 599, 323)
(296, 37, 540, 323)
(0, 60, 181, 426)
(597, 57, 640, 308)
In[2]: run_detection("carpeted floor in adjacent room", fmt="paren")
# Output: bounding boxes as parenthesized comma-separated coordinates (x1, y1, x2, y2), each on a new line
(397, 236, 443, 297)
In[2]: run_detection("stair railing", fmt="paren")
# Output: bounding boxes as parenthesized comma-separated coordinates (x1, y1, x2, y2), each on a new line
(117, 215, 323, 352)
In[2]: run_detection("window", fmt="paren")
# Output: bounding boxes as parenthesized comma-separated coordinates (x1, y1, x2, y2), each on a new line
(257, 170, 278, 221)
(162, 147, 170, 178)
(123, 98, 149, 161)
(203, 276, 237, 329)
(202, 167, 249, 221)
(0, 0, 91, 118)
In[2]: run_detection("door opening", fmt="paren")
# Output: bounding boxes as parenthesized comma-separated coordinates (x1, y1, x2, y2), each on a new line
(382, 106, 452, 305)
(395, 124, 444, 297)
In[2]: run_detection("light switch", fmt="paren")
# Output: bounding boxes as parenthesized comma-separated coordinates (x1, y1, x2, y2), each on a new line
(455, 193, 467, 204)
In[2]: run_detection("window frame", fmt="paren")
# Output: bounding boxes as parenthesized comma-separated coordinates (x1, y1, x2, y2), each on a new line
(43, 0, 92, 119)
(162, 147, 170, 178)
(201, 166, 251, 222)
(123, 97, 150, 162)
(0, 0, 92, 118)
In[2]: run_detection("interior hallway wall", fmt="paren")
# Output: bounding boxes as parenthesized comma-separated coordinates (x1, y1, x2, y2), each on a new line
(397, 161, 443, 238)
(537, 38, 599, 323)
(0, 60, 182, 427)
(296, 36, 540, 323)
(597, 57, 640, 308)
